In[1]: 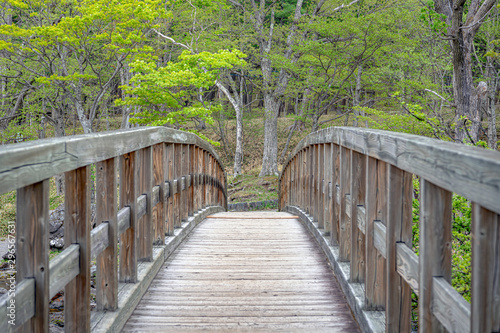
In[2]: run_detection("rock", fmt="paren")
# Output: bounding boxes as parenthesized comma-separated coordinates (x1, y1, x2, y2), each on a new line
(0, 287, 8, 295)
(48, 203, 97, 250)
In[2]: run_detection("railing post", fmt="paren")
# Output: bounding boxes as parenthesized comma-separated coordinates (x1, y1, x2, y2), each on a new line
(317, 144, 325, 228)
(419, 179, 451, 332)
(16, 180, 49, 332)
(331, 144, 340, 246)
(386, 165, 412, 331)
(119, 152, 138, 282)
(312, 145, 318, 221)
(471, 204, 500, 332)
(350, 151, 366, 282)
(153, 144, 166, 244)
(139, 147, 153, 261)
(324, 143, 332, 236)
(339, 146, 351, 261)
(166, 144, 174, 235)
(188, 145, 194, 217)
(174, 144, 182, 227)
(64, 166, 91, 332)
(96, 158, 118, 311)
(365, 157, 386, 310)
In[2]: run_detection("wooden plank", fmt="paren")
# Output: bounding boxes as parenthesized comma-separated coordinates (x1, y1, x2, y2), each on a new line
(350, 151, 366, 282)
(123, 213, 360, 332)
(386, 166, 412, 332)
(166, 144, 174, 235)
(356, 206, 365, 234)
(174, 144, 182, 227)
(117, 207, 131, 236)
(471, 204, 500, 332)
(419, 179, 452, 333)
(365, 157, 386, 310)
(90, 222, 109, 260)
(119, 152, 139, 283)
(396, 243, 419, 296)
(206, 216, 299, 219)
(139, 147, 153, 261)
(331, 144, 340, 246)
(16, 180, 49, 332)
(65, 166, 91, 332)
(282, 127, 500, 216)
(49, 244, 80, 299)
(373, 221, 386, 258)
(181, 144, 188, 222)
(432, 277, 470, 333)
(95, 157, 118, 311)
(0, 279, 36, 333)
(153, 144, 166, 244)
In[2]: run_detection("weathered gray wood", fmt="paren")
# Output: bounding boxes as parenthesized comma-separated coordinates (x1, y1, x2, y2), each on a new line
(123, 212, 360, 332)
(350, 150, 366, 283)
(283, 127, 500, 216)
(357, 206, 365, 234)
(471, 204, 500, 332)
(139, 147, 153, 261)
(174, 144, 182, 228)
(323, 144, 332, 235)
(12, 279, 36, 330)
(396, 243, 419, 296)
(373, 221, 386, 258)
(16, 180, 49, 333)
(49, 244, 80, 299)
(117, 207, 131, 236)
(0, 127, 223, 196)
(119, 152, 138, 283)
(65, 166, 91, 332)
(136, 195, 147, 226)
(153, 144, 165, 245)
(365, 157, 386, 310)
(432, 277, 470, 333)
(90, 223, 109, 260)
(386, 166, 412, 332)
(95, 157, 118, 311)
(166, 144, 174, 235)
(419, 179, 452, 333)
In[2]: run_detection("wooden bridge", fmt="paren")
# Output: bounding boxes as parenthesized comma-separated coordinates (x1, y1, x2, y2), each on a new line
(0, 126, 498, 332)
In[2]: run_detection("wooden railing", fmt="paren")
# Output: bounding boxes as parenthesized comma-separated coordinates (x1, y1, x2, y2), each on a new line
(0, 127, 227, 332)
(279, 127, 500, 333)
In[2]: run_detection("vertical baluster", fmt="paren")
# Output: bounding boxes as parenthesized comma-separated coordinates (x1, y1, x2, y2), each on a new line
(339, 146, 351, 261)
(308, 146, 313, 215)
(96, 158, 118, 311)
(331, 144, 340, 246)
(180, 144, 187, 222)
(139, 147, 153, 261)
(312, 145, 317, 221)
(65, 166, 91, 332)
(198, 148, 203, 210)
(419, 179, 451, 332)
(153, 144, 165, 244)
(386, 166, 412, 331)
(350, 151, 366, 282)
(16, 180, 49, 332)
(324, 143, 332, 236)
(365, 157, 386, 309)
(193, 146, 198, 213)
(119, 152, 138, 283)
(165, 144, 174, 235)
(174, 144, 182, 227)
(471, 204, 500, 332)
(318, 144, 325, 229)
(188, 145, 194, 217)
(202, 150, 207, 208)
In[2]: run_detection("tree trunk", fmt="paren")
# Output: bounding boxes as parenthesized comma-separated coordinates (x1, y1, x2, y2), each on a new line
(486, 56, 498, 150)
(353, 64, 362, 127)
(260, 93, 280, 176)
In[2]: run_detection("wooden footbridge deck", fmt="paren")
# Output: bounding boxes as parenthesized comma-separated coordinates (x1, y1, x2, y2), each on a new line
(123, 212, 360, 332)
(0, 126, 499, 333)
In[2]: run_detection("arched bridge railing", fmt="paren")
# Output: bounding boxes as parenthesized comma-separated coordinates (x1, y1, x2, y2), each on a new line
(0, 127, 227, 332)
(279, 127, 500, 333)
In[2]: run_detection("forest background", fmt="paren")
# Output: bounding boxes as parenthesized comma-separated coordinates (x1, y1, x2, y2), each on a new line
(0, 0, 499, 321)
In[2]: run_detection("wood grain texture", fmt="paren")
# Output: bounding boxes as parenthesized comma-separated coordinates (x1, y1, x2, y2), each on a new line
(153, 144, 166, 245)
(386, 166, 412, 332)
(122, 212, 360, 332)
(16, 180, 49, 333)
(0, 127, 223, 196)
(373, 221, 387, 258)
(280, 127, 500, 215)
(471, 204, 500, 332)
(95, 157, 118, 311)
(138, 147, 153, 261)
(166, 144, 174, 235)
(90, 222, 109, 260)
(419, 179, 452, 333)
(432, 277, 471, 333)
(395, 243, 419, 296)
(64, 166, 91, 332)
(350, 151, 366, 282)
(49, 244, 80, 299)
(0, 279, 35, 333)
(119, 152, 139, 283)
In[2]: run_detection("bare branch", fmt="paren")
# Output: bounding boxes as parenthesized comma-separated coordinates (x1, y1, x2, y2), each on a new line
(424, 89, 454, 105)
(152, 29, 192, 51)
(331, 0, 361, 13)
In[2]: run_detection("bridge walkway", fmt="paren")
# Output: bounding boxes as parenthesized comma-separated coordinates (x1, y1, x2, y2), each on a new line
(122, 211, 360, 332)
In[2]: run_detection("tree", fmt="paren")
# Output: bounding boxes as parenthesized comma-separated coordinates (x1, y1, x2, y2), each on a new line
(434, 0, 497, 143)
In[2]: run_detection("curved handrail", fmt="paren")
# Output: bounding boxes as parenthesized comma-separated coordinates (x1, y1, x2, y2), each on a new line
(279, 126, 500, 333)
(0, 126, 227, 332)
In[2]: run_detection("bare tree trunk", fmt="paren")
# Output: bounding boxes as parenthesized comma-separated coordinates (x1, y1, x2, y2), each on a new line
(486, 57, 498, 150)
(353, 64, 362, 127)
